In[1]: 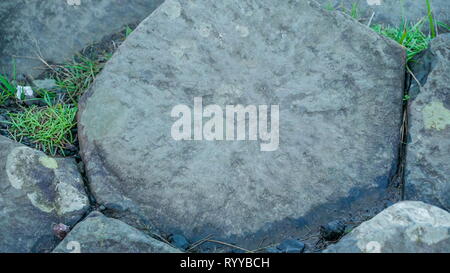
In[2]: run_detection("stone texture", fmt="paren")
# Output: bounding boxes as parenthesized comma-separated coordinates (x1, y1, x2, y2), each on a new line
(405, 34, 450, 210)
(53, 212, 181, 253)
(323, 201, 450, 253)
(78, 0, 405, 248)
(277, 239, 306, 253)
(0, 136, 89, 253)
(317, 0, 450, 28)
(0, 0, 164, 79)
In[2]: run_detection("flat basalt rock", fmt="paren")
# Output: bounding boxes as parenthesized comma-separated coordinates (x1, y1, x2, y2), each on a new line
(53, 212, 180, 253)
(78, 0, 405, 249)
(405, 34, 450, 210)
(0, 136, 89, 253)
(323, 201, 450, 253)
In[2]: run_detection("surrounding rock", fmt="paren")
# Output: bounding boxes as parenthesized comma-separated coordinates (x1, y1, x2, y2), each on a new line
(317, 0, 450, 28)
(0, 136, 89, 253)
(169, 234, 190, 250)
(78, 0, 405, 248)
(405, 34, 450, 210)
(323, 201, 450, 253)
(408, 49, 436, 100)
(0, 0, 164, 79)
(53, 212, 181, 253)
(320, 220, 346, 241)
(276, 239, 306, 253)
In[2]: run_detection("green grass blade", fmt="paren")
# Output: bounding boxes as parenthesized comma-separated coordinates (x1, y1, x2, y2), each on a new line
(426, 0, 436, 38)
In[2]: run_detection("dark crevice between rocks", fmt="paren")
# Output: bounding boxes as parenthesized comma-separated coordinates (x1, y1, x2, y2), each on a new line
(42, 157, 97, 253)
(396, 47, 436, 200)
(392, 68, 412, 200)
(29, 23, 143, 253)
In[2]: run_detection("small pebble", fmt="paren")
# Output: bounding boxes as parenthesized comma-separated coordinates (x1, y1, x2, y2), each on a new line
(53, 223, 70, 240)
(33, 79, 58, 90)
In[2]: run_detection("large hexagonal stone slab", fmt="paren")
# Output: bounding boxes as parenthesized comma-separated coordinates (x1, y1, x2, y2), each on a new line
(78, 0, 405, 248)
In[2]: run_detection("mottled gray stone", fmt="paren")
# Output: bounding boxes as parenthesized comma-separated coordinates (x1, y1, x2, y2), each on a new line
(33, 79, 58, 90)
(0, 0, 164, 79)
(317, 0, 450, 28)
(405, 34, 450, 210)
(0, 136, 89, 253)
(78, 0, 405, 248)
(53, 212, 180, 253)
(323, 201, 450, 253)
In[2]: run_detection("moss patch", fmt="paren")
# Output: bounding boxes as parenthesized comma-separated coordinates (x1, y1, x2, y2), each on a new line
(423, 101, 450, 131)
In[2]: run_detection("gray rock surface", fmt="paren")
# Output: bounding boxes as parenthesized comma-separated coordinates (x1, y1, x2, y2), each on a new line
(405, 34, 450, 210)
(0, 136, 89, 252)
(0, 0, 164, 79)
(323, 201, 450, 253)
(53, 212, 180, 253)
(33, 79, 58, 91)
(317, 0, 450, 28)
(78, 0, 405, 248)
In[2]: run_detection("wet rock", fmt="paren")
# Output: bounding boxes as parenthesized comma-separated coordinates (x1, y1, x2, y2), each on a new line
(53, 212, 181, 253)
(405, 34, 450, 211)
(320, 220, 346, 241)
(0, 0, 164, 79)
(323, 201, 450, 253)
(0, 136, 89, 252)
(78, 0, 405, 249)
(277, 239, 306, 253)
(317, 0, 450, 28)
(169, 234, 190, 250)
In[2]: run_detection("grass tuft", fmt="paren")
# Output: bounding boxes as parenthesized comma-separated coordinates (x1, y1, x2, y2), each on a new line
(437, 21, 450, 32)
(372, 20, 431, 61)
(349, 3, 359, 19)
(5, 104, 77, 156)
(50, 55, 106, 105)
(324, 1, 335, 11)
(0, 74, 16, 105)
